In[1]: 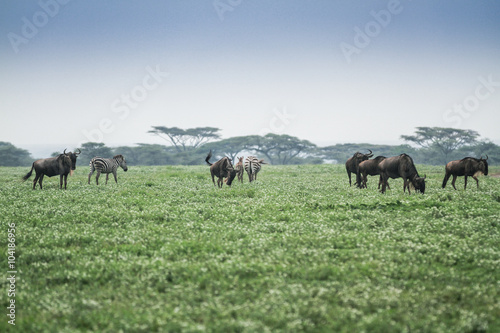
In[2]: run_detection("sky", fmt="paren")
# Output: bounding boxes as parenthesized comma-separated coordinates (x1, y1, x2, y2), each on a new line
(1, 0, 499, 157)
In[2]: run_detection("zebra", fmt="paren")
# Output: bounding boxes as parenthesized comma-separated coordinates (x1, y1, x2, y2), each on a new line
(244, 156, 266, 182)
(88, 155, 128, 185)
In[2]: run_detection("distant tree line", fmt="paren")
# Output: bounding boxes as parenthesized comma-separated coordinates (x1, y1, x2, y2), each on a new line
(1, 127, 499, 166)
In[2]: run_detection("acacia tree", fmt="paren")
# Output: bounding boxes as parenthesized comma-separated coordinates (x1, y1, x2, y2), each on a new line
(76, 142, 113, 165)
(245, 134, 317, 164)
(203, 136, 249, 162)
(149, 126, 221, 152)
(401, 127, 479, 163)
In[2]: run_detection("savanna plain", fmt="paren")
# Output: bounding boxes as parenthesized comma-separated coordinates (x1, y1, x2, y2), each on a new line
(0, 164, 499, 332)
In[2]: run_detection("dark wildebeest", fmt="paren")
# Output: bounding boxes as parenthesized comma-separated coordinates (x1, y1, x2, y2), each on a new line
(234, 156, 244, 183)
(378, 153, 426, 194)
(358, 156, 389, 189)
(205, 150, 237, 188)
(22, 148, 80, 189)
(442, 156, 488, 190)
(345, 150, 373, 187)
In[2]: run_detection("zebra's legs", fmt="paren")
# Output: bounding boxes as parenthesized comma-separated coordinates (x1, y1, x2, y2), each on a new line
(96, 170, 101, 185)
(105, 173, 109, 185)
(113, 171, 118, 183)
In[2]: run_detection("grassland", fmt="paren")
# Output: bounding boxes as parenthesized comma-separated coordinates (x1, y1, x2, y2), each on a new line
(1, 164, 499, 332)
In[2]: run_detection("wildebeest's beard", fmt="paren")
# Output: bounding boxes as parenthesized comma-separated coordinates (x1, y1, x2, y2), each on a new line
(413, 177, 426, 194)
(226, 169, 237, 186)
(482, 161, 488, 176)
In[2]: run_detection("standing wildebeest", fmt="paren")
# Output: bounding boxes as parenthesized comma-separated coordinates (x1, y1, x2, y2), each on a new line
(244, 156, 266, 182)
(88, 155, 128, 185)
(442, 156, 488, 190)
(378, 153, 426, 194)
(358, 156, 389, 189)
(345, 150, 373, 187)
(234, 156, 244, 183)
(22, 148, 80, 189)
(205, 150, 237, 188)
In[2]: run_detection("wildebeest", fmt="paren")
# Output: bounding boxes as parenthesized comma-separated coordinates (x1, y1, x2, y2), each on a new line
(22, 148, 80, 189)
(234, 156, 244, 183)
(378, 153, 426, 194)
(442, 156, 488, 190)
(205, 150, 237, 188)
(88, 155, 128, 185)
(358, 156, 389, 189)
(345, 150, 373, 187)
(244, 156, 266, 182)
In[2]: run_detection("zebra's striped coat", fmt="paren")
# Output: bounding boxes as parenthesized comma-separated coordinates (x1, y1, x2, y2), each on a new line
(244, 156, 265, 182)
(88, 155, 128, 185)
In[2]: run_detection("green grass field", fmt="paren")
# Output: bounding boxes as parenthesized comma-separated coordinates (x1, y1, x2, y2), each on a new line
(1, 164, 499, 332)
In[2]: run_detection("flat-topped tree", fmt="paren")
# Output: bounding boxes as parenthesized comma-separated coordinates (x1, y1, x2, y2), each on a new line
(149, 126, 221, 152)
(401, 127, 479, 164)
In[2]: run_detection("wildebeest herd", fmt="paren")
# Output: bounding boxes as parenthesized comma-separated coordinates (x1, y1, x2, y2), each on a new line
(22, 148, 489, 193)
(346, 150, 489, 194)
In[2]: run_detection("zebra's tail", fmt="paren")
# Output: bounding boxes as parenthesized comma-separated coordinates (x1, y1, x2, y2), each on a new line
(22, 163, 35, 181)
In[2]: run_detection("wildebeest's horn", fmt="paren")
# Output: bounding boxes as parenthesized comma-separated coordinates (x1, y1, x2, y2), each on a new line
(63, 148, 67, 154)
(424, 174, 427, 179)
(367, 149, 373, 156)
(485, 155, 488, 161)
(76, 148, 81, 155)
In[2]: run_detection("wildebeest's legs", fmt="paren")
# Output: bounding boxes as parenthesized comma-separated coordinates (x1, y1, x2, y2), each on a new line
(60, 175, 63, 189)
(211, 173, 216, 187)
(464, 176, 468, 190)
(380, 174, 388, 193)
(472, 176, 479, 189)
(451, 175, 458, 190)
(63, 174, 68, 189)
(442, 172, 451, 189)
(38, 174, 44, 190)
(347, 171, 352, 186)
(33, 173, 40, 190)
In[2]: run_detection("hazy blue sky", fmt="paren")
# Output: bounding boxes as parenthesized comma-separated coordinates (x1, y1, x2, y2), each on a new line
(1, 0, 499, 156)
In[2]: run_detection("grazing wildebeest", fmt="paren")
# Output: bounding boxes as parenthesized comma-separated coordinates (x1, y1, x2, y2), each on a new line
(205, 150, 237, 188)
(442, 156, 488, 190)
(22, 148, 79, 189)
(358, 156, 389, 189)
(88, 155, 128, 185)
(234, 156, 244, 183)
(345, 150, 373, 187)
(244, 156, 266, 182)
(378, 153, 426, 194)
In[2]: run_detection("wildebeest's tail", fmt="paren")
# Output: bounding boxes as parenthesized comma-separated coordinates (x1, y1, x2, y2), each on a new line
(205, 150, 213, 166)
(22, 163, 35, 181)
